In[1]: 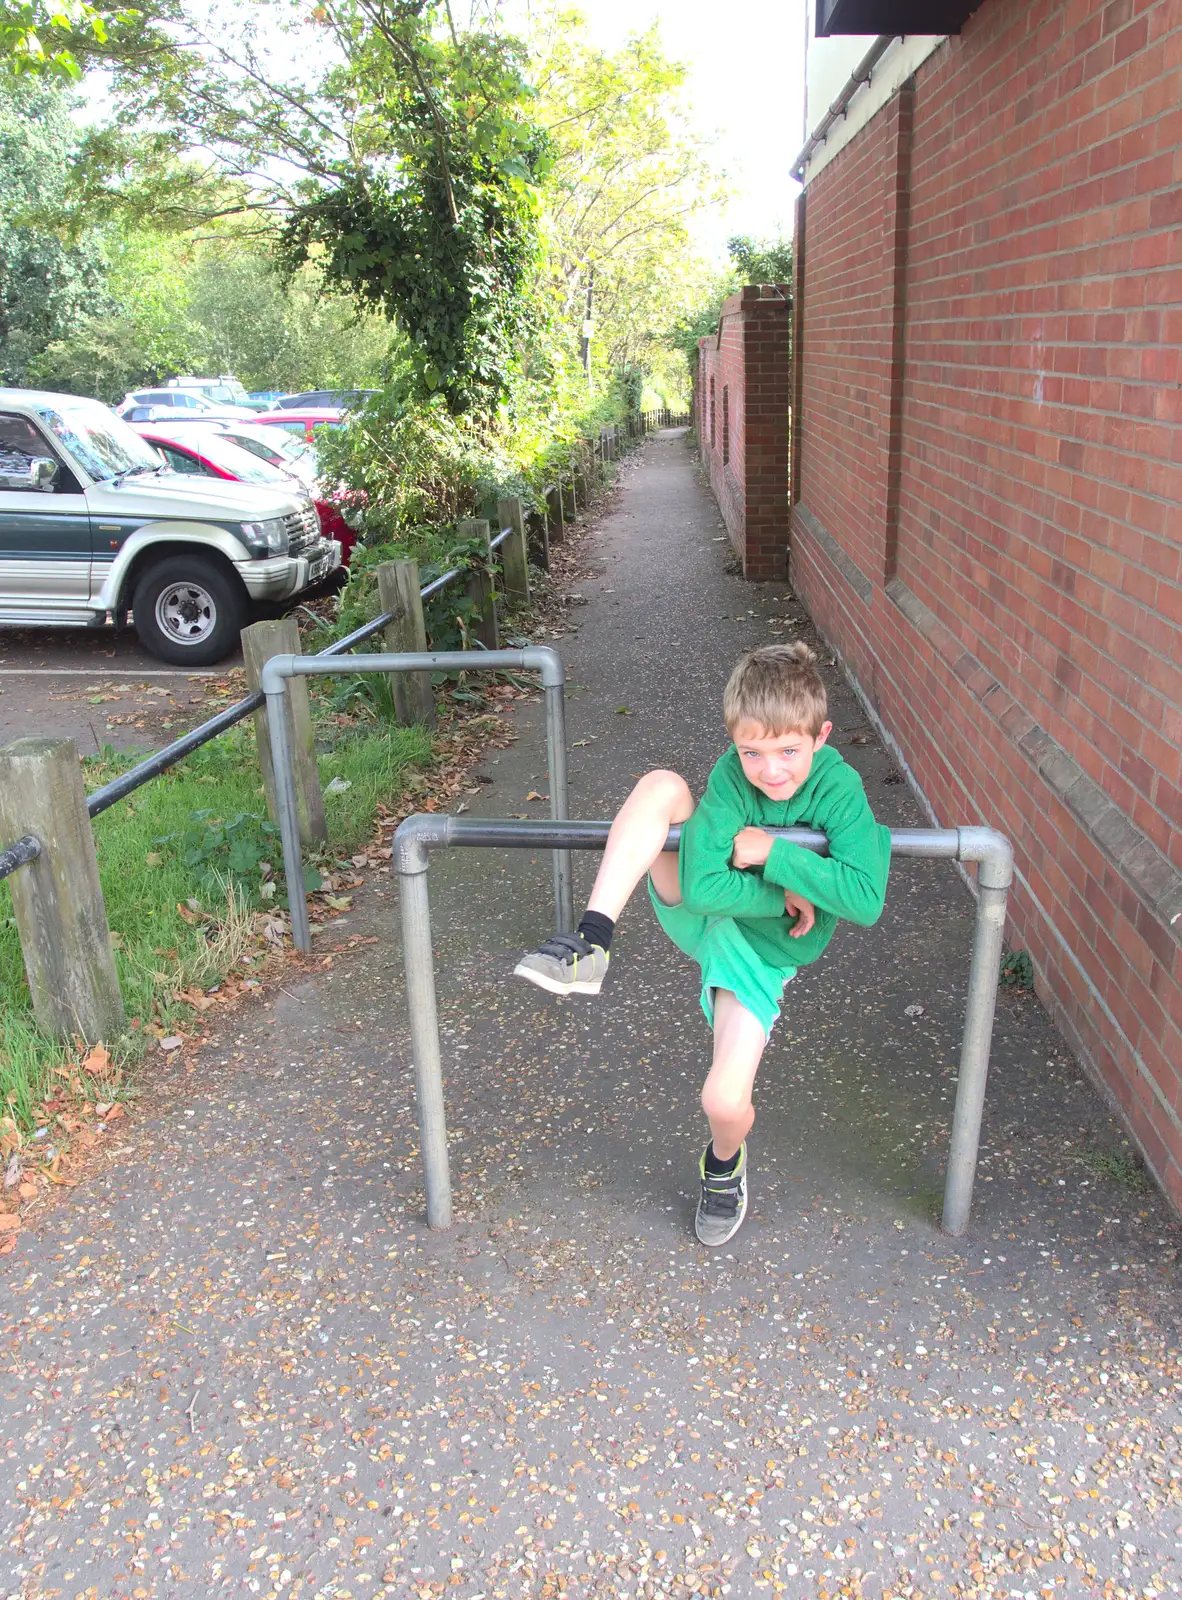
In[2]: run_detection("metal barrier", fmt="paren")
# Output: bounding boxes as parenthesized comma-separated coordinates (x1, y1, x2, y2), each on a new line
(0, 834, 41, 886)
(392, 815, 1014, 1237)
(263, 648, 572, 951)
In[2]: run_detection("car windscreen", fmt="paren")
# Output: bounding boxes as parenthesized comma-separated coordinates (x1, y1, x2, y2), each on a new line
(35, 403, 163, 482)
(192, 435, 293, 484)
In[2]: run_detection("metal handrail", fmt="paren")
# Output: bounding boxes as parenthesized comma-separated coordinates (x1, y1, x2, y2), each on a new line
(0, 834, 41, 886)
(392, 815, 1015, 1236)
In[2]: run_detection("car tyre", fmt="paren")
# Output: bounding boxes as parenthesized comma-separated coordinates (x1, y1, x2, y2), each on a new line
(131, 554, 247, 666)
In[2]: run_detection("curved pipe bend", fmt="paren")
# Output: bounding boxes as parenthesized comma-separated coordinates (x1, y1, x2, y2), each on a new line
(394, 813, 452, 875)
(957, 827, 1015, 890)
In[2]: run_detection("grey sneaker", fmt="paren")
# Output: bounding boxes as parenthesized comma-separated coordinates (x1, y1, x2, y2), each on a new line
(513, 932, 609, 996)
(695, 1144, 748, 1246)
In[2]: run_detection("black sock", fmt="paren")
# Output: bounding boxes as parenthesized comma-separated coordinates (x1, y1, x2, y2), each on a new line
(705, 1142, 740, 1177)
(577, 910, 615, 952)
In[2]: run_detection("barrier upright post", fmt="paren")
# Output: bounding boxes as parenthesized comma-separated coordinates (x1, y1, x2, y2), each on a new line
(942, 829, 1014, 1235)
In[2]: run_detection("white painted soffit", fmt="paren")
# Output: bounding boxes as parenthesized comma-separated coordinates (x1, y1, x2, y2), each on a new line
(803, 33, 947, 185)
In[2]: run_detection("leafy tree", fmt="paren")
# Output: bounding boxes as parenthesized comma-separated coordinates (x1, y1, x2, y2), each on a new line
(0, 75, 107, 383)
(727, 232, 792, 287)
(69, 0, 550, 414)
(2, 0, 130, 79)
(530, 12, 723, 382)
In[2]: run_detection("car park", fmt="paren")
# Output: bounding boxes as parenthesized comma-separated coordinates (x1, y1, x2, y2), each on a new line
(0, 389, 341, 664)
(131, 420, 356, 563)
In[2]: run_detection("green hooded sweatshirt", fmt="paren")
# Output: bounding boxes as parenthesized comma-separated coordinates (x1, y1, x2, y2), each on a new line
(677, 743, 891, 970)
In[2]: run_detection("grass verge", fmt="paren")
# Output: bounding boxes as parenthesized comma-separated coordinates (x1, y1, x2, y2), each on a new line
(0, 716, 432, 1131)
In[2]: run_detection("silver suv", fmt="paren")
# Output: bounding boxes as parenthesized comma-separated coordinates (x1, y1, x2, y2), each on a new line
(0, 389, 341, 664)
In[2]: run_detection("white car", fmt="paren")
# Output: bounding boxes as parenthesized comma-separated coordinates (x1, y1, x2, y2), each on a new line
(116, 388, 250, 423)
(0, 389, 341, 664)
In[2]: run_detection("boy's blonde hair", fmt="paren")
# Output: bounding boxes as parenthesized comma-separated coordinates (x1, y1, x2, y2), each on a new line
(723, 642, 828, 738)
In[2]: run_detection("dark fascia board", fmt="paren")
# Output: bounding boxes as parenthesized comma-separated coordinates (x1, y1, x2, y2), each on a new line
(817, 0, 977, 33)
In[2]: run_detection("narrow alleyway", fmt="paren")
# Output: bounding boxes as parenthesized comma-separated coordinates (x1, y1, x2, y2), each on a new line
(3, 432, 1180, 1600)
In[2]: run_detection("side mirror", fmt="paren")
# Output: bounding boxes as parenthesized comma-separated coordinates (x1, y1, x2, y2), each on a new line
(31, 457, 59, 492)
(0, 456, 59, 492)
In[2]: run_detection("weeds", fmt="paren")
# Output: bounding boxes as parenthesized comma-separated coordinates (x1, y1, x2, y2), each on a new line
(999, 950, 1034, 990)
(1073, 1142, 1152, 1194)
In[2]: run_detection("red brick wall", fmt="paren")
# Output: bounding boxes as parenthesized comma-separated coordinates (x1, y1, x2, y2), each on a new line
(793, 0, 1182, 1202)
(697, 286, 792, 579)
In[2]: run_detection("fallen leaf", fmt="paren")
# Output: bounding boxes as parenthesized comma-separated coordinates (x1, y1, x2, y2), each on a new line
(321, 894, 353, 912)
(525, 791, 543, 802)
(615, 706, 631, 715)
(0, 1237, 15, 1254)
(0, 1213, 19, 1232)
(3, 1153, 18, 1188)
(158, 1035, 183, 1052)
(42, 1171, 77, 1187)
(81, 1043, 111, 1077)
(17, 1182, 36, 1200)
(144, 852, 163, 869)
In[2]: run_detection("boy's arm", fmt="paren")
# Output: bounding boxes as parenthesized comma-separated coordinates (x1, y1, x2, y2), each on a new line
(761, 769, 890, 927)
(679, 759, 788, 919)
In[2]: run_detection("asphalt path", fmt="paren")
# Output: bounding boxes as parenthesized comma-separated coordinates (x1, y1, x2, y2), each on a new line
(0, 623, 245, 757)
(3, 432, 1180, 1599)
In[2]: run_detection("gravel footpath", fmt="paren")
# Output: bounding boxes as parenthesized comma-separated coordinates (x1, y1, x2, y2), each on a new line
(3, 431, 1180, 1600)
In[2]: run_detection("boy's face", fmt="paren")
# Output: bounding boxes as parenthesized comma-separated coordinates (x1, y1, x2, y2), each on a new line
(732, 718, 832, 801)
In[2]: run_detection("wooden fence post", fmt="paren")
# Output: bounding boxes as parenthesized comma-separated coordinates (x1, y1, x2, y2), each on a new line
(562, 472, 578, 523)
(457, 518, 499, 648)
(242, 618, 327, 848)
(496, 495, 530, 601)
(526, 508, 550, 572)
(375, 559, 436, 728)
(0, 738, 124, 1043)
(546, 483, 565, 546)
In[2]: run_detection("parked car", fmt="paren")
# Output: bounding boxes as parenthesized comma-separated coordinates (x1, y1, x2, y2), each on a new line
(270, 390, 377, 411)
(165, 375, 261, 413)
(116, 388, 248, 423)
(0, 389, 341, 664)
(131, 420, 356, 563)
(254, 408, 347, 444)
(247, 389, 288, 407)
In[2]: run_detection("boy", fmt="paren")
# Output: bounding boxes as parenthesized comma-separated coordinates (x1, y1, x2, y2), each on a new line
(514, 643, 891, 1247)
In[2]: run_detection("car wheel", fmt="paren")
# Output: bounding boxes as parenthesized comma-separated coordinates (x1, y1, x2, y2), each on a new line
(131, 555, 247, 666)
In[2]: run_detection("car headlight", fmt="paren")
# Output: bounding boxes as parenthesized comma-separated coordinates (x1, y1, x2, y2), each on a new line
(239, 517, 290, 556)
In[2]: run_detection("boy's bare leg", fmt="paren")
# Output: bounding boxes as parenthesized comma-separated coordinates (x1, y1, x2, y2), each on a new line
(695, 989, 766, 1246)
(515, 770, 694, 996)
(701, 989, 766, 1157)
(586, 769, 695, 919)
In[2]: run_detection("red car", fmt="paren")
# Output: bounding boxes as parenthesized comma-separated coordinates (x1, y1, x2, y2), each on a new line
(254, 409, 347, 445)
(132, 422, 356, 563)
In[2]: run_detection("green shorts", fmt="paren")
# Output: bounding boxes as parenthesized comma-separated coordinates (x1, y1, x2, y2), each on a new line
(648, 878, 796, 1040)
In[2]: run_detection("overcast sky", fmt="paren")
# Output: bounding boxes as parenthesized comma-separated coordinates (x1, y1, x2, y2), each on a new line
(514, 0, 808, 260)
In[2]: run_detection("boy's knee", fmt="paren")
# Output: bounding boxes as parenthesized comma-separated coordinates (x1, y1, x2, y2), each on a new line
(637, 769, 692, 811)
(701, 1081, 751, 1125)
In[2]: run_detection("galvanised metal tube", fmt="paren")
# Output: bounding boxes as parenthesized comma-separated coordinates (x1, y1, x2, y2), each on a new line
(544, 682, 573, 929)
(943, 827, 1015, 1236)
(393, 815, 1013, 1234)
(0, 833, 41, 884)
(399, 855, 452, 1227)
(263, 648, 570, 951)
(86, 688, 265, 818)
(266, 671, 310, 951)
